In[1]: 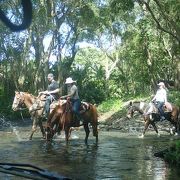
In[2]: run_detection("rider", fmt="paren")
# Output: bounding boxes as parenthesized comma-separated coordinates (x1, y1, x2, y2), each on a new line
(152, 82, 167, 121)
(60, 77, 82, 123)
(39, 73, 60, 118)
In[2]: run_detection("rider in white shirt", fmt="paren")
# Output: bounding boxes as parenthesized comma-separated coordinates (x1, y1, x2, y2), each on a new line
(152, 82, 167, 121)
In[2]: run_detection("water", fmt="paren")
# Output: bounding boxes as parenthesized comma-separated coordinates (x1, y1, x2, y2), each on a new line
(0, 118, 179, 179)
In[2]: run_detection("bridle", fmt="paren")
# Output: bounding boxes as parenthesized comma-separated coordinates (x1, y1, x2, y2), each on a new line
(13, 92, 26, 110)
(0, 0, 32, 31)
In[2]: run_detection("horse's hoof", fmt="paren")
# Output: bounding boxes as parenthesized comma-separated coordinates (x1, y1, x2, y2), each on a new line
(138, 134, 144, 138)
(174, 132, 178, 136)
(157, 133, 161, 137)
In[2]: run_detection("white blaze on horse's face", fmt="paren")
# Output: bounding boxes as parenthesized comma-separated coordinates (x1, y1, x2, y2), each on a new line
(12, 91, 23, 111)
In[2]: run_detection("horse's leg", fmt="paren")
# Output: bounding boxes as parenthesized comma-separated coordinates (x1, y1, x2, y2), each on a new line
(68, 128, 73, 139)
(84, 123, 90, 144)
(173, 123, 179, 136)
(151, 122, 160, 137)
(29, 118, 37, 140)
(90, 105, 98, 143)
(64, 127, 70, 143)
(38, 119, 45, 139)
(139, 120, 150, 138)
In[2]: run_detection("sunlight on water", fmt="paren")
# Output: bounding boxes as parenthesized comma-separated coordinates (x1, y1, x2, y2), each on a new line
(0, 121, 179, 179)
(12, 126, 22, 141)
(54, 131, 79, 140)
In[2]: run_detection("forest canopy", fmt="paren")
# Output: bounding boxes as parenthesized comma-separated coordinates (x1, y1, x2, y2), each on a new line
(0, 0, 179, 115)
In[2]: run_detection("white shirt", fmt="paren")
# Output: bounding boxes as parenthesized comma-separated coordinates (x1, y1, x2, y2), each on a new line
(154, 88, 167, 102)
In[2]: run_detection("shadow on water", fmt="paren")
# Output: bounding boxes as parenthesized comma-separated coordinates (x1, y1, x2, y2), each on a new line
(0, 117, 180, 179)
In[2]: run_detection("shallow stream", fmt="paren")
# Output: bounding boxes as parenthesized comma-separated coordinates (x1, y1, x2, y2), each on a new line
(0, 118, 179, 179)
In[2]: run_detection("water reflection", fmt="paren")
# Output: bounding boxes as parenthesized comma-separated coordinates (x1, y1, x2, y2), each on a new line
(0, 121, 179, 179)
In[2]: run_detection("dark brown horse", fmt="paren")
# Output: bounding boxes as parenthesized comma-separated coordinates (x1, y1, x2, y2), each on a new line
(127, 101, 180, 138)
(44, 99, 98, 144)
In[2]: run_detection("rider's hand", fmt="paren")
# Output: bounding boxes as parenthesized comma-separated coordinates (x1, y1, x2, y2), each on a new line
(44, 90, 49, 95)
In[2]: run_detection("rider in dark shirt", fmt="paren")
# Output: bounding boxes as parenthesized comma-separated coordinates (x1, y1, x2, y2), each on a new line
(39, 73, 59, 118)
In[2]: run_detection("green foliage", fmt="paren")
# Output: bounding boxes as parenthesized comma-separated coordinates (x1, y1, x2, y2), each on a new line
(110, 0, 134, 13)
(164, 141, 180, 166)
(168, 90, 180, 106)
(0, 0, 180, 119)
(97, 98, 123, 113)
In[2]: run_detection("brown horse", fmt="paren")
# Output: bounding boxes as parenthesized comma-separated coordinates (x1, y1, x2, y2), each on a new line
(12, 91, 58, 140)
(44, 99, 98, 144)
(127, 101, 180, 138)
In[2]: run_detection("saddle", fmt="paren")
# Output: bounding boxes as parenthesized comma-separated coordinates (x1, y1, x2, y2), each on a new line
(29, 95, 58, 114)
(146, 102, 172, 115)
(80, 101, 90, 113)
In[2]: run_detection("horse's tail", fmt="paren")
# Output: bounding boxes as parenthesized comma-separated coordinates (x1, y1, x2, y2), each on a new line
(89, 104, 98, 138)
(90, 104, 98, 121)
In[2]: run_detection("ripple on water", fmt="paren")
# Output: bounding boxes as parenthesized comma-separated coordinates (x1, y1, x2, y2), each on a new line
(0, 127, 179, 179)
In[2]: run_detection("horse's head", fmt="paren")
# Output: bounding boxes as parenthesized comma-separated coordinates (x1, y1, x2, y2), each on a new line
(44, 124, 55, 141)
(127, 106, 136, 119)
(12, 91, 25, 111)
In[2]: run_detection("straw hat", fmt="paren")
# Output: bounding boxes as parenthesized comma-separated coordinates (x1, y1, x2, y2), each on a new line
(65, 77, 76, 84)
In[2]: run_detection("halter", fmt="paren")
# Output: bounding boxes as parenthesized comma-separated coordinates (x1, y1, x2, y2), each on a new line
(13, 92, 26, 110)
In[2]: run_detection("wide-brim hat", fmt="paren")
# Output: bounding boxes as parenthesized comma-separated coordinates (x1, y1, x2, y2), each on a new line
(65, 77, 76, 84)
(157, 82, 165, 86)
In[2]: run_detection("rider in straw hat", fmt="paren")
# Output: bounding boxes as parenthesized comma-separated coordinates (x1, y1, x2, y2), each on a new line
(152, 82, 167, 121)
(60, 77, 82, 123)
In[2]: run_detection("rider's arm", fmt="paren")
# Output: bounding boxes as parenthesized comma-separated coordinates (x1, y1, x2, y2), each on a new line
(38, 89, 59, 96)
(47, 88, 60, 94)
(60, 87, 76, 99)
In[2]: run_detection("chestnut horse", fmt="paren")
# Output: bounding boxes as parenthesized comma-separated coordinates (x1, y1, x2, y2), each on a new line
(12, 91, 58, 140)
(44, 99, 98, 144)
(127, 101, 180, 138)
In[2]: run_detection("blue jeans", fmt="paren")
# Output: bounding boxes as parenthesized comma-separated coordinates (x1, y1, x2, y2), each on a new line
(156, 101, 165, 117)
(44, 95, 54, 115)
(71, 99, 81, 116)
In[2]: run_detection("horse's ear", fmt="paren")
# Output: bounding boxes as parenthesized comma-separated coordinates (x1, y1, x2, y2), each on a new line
(129, 101, 132, 106)
(15, 91, 18, 94)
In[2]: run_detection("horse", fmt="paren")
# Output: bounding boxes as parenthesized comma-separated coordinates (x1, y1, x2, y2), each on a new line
(127, 101, 180, 138)
(44, 99, 98, 144)
(12, 91, 58, 140)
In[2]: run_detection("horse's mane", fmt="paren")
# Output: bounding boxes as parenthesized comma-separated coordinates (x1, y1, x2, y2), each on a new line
(20, 92, 35, 98)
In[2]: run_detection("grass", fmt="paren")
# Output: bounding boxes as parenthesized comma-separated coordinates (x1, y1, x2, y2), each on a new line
(97, 98, 124, 113)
